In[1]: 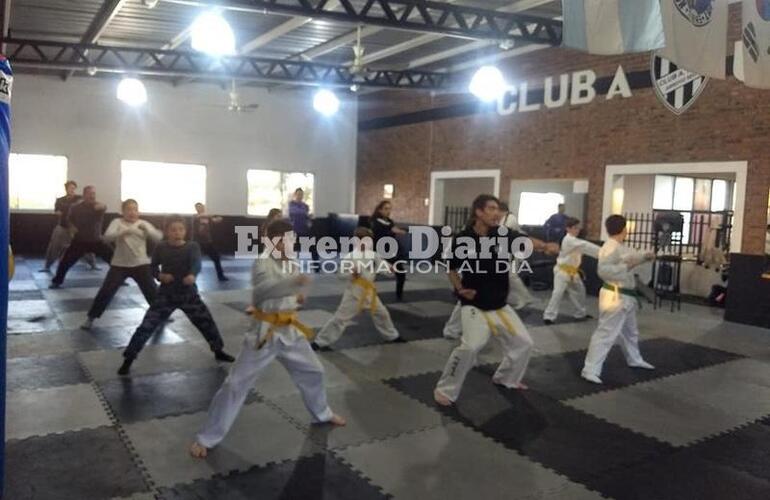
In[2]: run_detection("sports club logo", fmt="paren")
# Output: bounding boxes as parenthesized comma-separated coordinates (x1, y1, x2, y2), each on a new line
(673, 0, 714, 27)
(757, 0, 770, 21)
(651, 54, 708, 115)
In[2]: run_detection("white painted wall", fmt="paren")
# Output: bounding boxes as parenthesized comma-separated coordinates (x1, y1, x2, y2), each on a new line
(9, 75, 358, 216)
(622, 174, 654, 214)
(508, 179, 587, 222)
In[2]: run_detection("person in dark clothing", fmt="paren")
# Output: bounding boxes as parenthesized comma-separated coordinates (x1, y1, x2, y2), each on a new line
(288, 188, 311, 237)
(50, 186, 112, 288)
(370, 200, 408, 300)
(544, 203, 569, 242)
(434, 194, 558, 407)
(119, 216, 234, 375)
(193, 202, 228, 281)
(42, 180, 97, 272)
(287, 188, 320, 269)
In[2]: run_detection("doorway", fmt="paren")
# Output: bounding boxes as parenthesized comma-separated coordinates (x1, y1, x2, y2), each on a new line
(429, 169, 500, 226)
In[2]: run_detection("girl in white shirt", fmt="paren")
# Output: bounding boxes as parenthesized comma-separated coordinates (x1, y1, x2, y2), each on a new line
(81, 199, 162, 330)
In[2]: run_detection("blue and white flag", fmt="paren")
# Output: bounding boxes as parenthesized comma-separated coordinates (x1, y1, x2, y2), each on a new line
(658, 0, 728, 79)
(737, 0, 770, 88)
(562, 0, 665, 55)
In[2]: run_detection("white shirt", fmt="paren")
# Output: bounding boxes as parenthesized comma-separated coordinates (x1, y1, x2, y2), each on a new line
(597, 238, 647, 289)
(250, 254, 306, 345)
(338, 248, 389, 283)
(556, 233, 601, 269)
(103, 218, 162, 268)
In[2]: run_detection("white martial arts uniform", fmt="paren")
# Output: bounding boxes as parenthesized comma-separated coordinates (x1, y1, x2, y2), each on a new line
(436, 304, 533, 401)
(435, 225, 534, 402)
(581, 239, 650, 379)
(196, 255, 333, 448)
(314, 249, 400, 347)
(442, 274, 536, 340)
(543, 233, 600, 322)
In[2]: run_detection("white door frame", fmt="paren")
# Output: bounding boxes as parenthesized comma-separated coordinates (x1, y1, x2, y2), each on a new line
(429, 169, 501, 225)
(602, 161, 748, 251)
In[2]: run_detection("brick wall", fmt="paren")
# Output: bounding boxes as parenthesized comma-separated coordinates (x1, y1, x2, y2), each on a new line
(356, 8, 770, 254)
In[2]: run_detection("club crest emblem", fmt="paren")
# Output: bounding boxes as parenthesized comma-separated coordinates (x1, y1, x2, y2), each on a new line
(757, 0, 770, 21)
(673, 0, 714, 27)
(651, 54, 708, 115)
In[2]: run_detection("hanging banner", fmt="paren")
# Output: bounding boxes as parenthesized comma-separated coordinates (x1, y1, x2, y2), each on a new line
(0, 54, 12, 498)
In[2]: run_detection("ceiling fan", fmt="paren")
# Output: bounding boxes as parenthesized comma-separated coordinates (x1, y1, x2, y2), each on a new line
(350, 26, 368, 78)
(212, 80, 260, 113)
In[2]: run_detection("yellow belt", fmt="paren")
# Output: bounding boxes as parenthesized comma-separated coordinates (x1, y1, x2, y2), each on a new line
(250, 309, 314, 349)
(558, 263, 584, 281)
(482, 309, 518, 337)
(352, 276, 378, 314)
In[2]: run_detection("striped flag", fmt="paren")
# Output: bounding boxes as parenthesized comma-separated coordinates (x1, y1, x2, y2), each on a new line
(562, 0, 665, 55)
(738, 0, 770, 88)
(657, 0, 728, 79)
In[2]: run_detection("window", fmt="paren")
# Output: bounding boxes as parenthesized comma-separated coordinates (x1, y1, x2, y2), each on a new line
(121, 160, 206, 214)
(673, 177, 694, 211)
(9, 154, 68, 210)
(711, 180, 728, 211)
(653, 175, 732, 213)
(247, 169, 314, 216)
(652, 175, 674, 210)
(517, 192, 565, 225)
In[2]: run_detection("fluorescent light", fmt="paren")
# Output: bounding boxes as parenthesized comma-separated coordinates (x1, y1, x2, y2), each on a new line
(469, 65, 506, 102)
(191, 11, 236, 56)
(313, 89, 340, 116)
(116, 78, 147, 106)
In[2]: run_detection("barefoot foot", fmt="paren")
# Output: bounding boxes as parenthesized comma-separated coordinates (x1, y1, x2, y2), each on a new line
(433, 390, 453, 407)
(189, 442, 208, 459)
(329, 413, 346, 426)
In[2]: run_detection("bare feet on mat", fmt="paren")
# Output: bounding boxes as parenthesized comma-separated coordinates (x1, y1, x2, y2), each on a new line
(434, 390, 453, 407)
(329, 414, 347, 426)
(189, 442, 208, 459)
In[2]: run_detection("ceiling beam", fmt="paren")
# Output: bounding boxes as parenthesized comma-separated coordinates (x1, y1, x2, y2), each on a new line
(348, 0, 553, 67)
(6, 38, 454, 90)
(162, 0, 562, 44)
(239, 1, 342, 55)
(65, 0, 129, 78)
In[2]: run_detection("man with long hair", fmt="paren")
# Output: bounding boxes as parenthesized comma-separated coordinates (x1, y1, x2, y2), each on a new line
(434, 194, 558, 406)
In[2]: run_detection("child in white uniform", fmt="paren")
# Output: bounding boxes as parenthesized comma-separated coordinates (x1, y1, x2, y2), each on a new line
(312, 227, 403, 351)
(581, 215, 655, 384)
(543, 217, 600, 324)
(190, 220, 345, 458)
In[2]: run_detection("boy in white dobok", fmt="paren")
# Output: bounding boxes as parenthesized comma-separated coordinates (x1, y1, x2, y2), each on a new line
(190, 220, 345, 458)
(543, 217, 600, 325)
(312, 227, 403, 351)
(581, 215, 655, 384)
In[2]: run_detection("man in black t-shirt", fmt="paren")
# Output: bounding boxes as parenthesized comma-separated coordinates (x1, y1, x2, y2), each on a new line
(434, 194, 557, 407)
(42, 180, 97, 272)
(50, 186, 113, 288)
